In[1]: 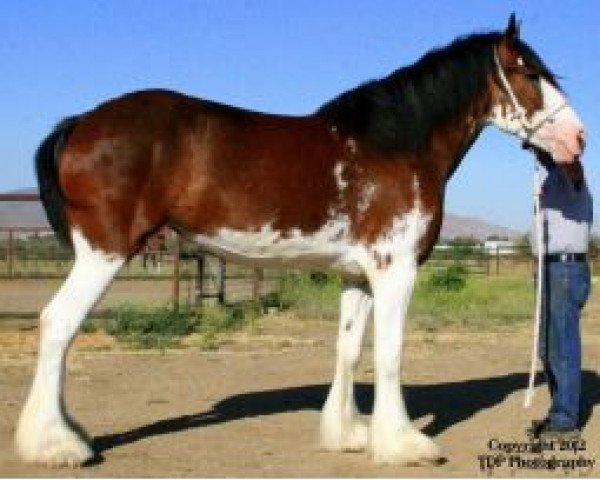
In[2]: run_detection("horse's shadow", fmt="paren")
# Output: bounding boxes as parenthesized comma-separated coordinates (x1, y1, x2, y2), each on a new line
(93, 369, 600, 456)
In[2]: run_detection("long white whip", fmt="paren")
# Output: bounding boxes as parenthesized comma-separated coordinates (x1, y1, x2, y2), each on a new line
(524, 161, 544, 408)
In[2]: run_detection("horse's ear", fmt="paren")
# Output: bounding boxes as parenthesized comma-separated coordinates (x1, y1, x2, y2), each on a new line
(504, 13, 521, 45)
(499, 13, 520, 63)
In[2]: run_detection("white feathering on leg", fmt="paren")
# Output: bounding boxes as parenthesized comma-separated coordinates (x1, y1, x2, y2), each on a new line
(16, 230, 123, 466)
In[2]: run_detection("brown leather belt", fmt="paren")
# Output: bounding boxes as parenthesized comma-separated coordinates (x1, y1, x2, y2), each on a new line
(545, 253, 588, 263)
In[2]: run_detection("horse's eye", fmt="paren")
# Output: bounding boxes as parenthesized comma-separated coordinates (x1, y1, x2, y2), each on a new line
(526, 72, 541, 82)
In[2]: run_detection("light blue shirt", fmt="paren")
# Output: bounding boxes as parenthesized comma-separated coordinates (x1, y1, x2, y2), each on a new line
(533, 162, 593, 255)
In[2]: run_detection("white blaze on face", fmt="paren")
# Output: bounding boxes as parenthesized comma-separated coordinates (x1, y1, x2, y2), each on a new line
(527, 79, 585, 163)
(489, 73, 585, 163)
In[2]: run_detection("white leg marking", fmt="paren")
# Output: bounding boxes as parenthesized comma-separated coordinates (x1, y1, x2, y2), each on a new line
(370, 256, 442, 465)
(321, 280, 372, 451)
(16, 230, 123, 466)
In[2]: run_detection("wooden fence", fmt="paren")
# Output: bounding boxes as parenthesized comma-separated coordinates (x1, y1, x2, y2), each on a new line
(0, 224, 544, 309)
(2, 193, 598, 313)
(0, 226, 277, 310)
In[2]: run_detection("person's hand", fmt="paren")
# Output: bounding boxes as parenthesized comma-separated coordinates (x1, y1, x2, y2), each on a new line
(561, 160, 584, 190)
(532, 147, 555, 169)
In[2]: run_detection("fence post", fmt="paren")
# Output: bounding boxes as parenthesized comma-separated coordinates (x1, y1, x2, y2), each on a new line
(252, 268, 264, 304)
(172, 236, 181, 313)
(33, 230, 40, 276)
(217, 258, 226, 305)
(7, 228, 14, 278)
(495, 246, 500, 276)
(195, 253, 205, 307)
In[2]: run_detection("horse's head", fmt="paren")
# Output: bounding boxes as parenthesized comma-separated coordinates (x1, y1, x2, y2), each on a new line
(487, 14, 585, 163)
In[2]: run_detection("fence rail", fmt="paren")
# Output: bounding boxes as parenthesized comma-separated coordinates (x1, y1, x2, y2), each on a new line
(3, 226, 599, 276)
(0, 226, 284, 311)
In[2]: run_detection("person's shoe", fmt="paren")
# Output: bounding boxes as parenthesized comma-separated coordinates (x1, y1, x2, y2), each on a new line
(537, 421, 580, 440)
(526, 417, 550, 438)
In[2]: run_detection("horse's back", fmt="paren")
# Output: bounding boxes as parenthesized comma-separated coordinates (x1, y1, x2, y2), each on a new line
(55, 89, 343, 256)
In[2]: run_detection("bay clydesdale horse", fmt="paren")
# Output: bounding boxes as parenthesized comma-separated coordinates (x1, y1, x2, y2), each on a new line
(18, 15, 585, 467)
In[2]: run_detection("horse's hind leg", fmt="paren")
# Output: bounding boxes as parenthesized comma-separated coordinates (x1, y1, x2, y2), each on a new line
(320, 279, 372, 451)
(16, 230, 124, 466)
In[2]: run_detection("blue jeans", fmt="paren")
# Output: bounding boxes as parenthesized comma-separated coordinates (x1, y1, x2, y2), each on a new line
(539, 260, 591, 429)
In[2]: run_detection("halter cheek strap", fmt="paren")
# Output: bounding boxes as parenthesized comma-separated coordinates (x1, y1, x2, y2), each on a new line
(492, 48, 567, 141)
(493, 48, 528, 123)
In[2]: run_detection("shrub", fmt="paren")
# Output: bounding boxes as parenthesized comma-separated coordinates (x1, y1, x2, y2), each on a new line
(261, 290, 283, 309)
(425, 263, 468, 291)
(80, 318, 99, 333)
(277, 272, 341, 320)
(102, 303, 254, 350)
(410, 273, 533, 330)
(104, 304, 199, 349)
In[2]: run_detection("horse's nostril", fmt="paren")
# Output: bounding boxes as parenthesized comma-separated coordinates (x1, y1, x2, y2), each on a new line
(577, 131, 586, 152)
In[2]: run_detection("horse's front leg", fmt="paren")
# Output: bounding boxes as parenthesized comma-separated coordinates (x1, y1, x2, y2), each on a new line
(370, 255, 442, 465)
(320, 279, 372, 451)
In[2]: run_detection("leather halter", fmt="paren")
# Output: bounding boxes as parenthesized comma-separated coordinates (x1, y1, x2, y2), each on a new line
(493, 47, 567, 142)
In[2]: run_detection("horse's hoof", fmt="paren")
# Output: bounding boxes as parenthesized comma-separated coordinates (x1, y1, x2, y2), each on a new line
(372, 428, 443, 465)
(16, 427, 94, 468)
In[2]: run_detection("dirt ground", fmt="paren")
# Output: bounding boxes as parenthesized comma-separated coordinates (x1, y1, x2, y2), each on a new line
(0, 313, 599, 478)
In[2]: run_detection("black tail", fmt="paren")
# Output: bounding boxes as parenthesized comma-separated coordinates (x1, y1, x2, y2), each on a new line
(35, 116, 80, 247)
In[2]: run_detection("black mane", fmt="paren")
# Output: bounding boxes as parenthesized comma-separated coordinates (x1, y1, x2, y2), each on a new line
(317, 32, 556, 154)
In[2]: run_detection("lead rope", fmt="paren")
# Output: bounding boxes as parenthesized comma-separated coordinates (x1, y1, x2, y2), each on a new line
(524, 162, 544, 408)
(492, 48, 547, 407)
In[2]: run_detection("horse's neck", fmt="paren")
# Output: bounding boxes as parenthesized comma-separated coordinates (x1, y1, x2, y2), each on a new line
(423, 104, 487, 184)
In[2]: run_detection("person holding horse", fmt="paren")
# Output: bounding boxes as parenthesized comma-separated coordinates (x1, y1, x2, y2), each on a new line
(528, 151, 592, 439)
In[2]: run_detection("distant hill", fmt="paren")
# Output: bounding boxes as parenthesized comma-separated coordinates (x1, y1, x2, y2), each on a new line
(440, 212, 520, 241)
(1, 188, 522, 240)
(0, 189, 47, 229)
(3, 187, 38, 195)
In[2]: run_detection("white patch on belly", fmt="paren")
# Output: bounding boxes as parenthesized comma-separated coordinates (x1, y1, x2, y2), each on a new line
(195, 217, 364, 274)
(196, 175, 431, 278)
